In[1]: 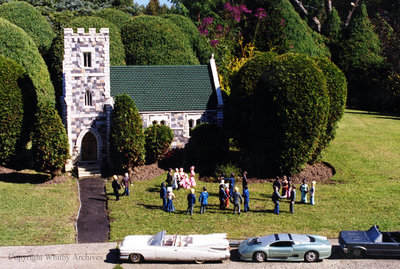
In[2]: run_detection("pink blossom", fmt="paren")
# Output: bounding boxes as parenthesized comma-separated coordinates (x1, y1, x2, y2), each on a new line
(280, 18, 286, 26)
(210, 39, 219, 48)
(224, 2, 233, 12)
(255, 8, 266, 19)
(240, 5, 252, 14)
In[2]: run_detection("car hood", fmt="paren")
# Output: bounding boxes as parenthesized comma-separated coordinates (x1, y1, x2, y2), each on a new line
(120, 235, 152, 250)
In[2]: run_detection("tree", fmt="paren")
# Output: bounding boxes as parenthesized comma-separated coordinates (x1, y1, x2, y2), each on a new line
(110, 94, 145, 174)
(32, 101, 69, 178)
(0, 1, 56, 52)
(144, 124, 174, 164)
(0, 56, 24, 164)
(95, 8, 132, 29)
(121, 15, 199, 65)
(146, 0, 161, 15)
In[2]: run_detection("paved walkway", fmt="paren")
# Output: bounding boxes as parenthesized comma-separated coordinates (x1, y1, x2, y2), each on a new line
(77, 177, 109, 243)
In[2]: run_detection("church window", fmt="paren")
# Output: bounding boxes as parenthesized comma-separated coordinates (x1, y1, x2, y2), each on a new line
(160, 120, 165, 125)
(196, 119, 201, 125)
(83, 52, 92, 67)
(152, 120, 158, 125)
(85, 90, 93, 106)
(188, 119, 194, 129)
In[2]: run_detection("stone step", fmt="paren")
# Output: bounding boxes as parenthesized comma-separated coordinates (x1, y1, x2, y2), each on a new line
(78, 164, 101, 178)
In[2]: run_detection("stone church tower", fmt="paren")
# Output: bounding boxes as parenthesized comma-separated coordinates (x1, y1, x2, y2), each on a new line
(62, 28, 113, 175)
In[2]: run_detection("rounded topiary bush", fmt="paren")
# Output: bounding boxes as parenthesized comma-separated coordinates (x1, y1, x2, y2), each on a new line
(162, 14, 212, 64)
(0, 56, 24, 164)
(184, 123, 228, 175)
(95, 8, 132, 29)
(32, 101, 69, 177)
(0, 1, 56, 52)
(0, 18, 55, 104)
(68, 16, 126, 66)
(234, 53, 330, 176)
(144, 124, 174, 164)
(121, 15, 199, 65)
(310, 56, 347, 162)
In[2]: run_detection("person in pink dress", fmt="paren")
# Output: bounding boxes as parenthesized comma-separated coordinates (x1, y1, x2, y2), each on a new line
(183, 173, 191, 189)
(179, 168, 186, 189)
(190, 166, 197, 187)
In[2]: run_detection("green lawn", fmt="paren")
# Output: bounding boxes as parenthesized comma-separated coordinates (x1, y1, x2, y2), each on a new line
(0, 172, 79, 246)
(107, 110, 400, 240)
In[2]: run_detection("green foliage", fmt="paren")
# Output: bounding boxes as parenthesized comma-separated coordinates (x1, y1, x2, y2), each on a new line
(144, 124, 174, 164)
(0, 18, 55, 104)
(322, 7, 342, 43)
(0, 1, 55, 52)
(185, 123, 228, 175)
(68, 16, 126, 65)
(110, 94, 145, 171)
(162, 13, 212, 64)
(121, 15, 199, 65)
(95, 8, 132, 29)
(32, 101, 69, 177)
(0, 56, 24, 164)
(336, 3, 384, 74)
(310, 56, 347, 162)
(254, 0, 330, 57)
(232, 53, 330, 175)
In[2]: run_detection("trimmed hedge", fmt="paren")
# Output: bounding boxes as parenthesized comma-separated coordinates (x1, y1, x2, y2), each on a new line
(110, 94, 145, 172)
(32, 101, 69, 177)
(68, 16, 126, 66)
(0, 1, 55, 52)
(232, 53, 331, 175)
(310, 56, 347, 162)
(95, 8, 132, 29)
(144, 124, 174, 164)
(121, 15, 199, 65)
(0, 56, 25, 164)
(254, 0, 330, 57)
(162, 13, 212, 64)
(0, 18, 55, 104)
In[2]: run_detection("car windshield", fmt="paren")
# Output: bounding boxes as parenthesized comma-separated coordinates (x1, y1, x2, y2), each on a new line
(366, 226, 382, 243)
(148, 231, 165, 246)
(248, 237, 260, 245)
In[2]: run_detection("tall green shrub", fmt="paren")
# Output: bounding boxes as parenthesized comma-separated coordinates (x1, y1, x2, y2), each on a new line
(253, 0, 330, 57)
(110, 94, 145, 172)
(0, 1, 56, 52)
(95, 8, 132, 29)
(144, 124, 174, 164)
(121, 15, 199, 65)
(32, 101, 69, 177)
(0, 18, 55, 104)
(232, 53, 330, 175)
(0, 56, 24, 164)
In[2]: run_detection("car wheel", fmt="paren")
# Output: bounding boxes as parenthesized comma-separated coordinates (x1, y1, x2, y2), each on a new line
(304, 251, 319, 262)
(351, 248, 365, 259)
(194, 260, 205, 264)
(128, 253, 142, 263)
(253, 251, 267, 262)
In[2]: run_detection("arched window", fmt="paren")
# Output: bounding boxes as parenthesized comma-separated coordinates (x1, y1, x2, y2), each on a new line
(188, 119, 194, 129)
(85, 90, 93, 106)
(196, 119, 201, 126)
(152, 120, 158, 125)
(160, 120, 165, 125)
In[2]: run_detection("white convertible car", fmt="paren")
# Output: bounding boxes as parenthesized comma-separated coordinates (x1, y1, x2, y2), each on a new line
(119, 230, 230, 263)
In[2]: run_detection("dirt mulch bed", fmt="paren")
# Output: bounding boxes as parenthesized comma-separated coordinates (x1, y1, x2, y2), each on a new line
(132, 163, 166, 181)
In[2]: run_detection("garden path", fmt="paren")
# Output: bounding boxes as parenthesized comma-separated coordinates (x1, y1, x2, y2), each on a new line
(76, 177, 109, 243)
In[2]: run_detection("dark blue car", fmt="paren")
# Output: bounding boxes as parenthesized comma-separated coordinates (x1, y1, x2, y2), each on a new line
(339, 225, 400, 258)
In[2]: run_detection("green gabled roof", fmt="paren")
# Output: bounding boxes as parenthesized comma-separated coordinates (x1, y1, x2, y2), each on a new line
(110, 65, 217, 112)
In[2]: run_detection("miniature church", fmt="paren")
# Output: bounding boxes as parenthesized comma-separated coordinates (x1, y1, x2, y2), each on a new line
(62, 28, 223, 176)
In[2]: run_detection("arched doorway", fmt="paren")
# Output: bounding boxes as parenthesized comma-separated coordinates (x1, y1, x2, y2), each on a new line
(81, 132, 98, 161)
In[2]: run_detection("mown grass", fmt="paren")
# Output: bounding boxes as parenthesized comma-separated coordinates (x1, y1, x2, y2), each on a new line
(0, 172, 79, 246)
(107, 110, 400, 240)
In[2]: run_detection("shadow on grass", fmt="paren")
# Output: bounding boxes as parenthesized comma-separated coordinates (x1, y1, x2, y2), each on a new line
(0, 172, 49, 184)
(138, 203, 162, 210)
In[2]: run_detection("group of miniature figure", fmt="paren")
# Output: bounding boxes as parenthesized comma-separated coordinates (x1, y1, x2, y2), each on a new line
(111, 167, 317, 215)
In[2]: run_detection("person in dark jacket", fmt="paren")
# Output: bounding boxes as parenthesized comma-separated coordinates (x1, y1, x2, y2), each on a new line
(199, 187, 209, 214)
(273, 176, 281, 191)
(111, 175, 121, 201)
(186, 188, 196, 216)
(272, 186, 286, 214)
(243, 186, 250, 212)
(230, 187, 243, 214)
(242, 171, 248, 189)
(166, 168, 173, 187)
(225, 173, 235, 196)
(160, 182, 167, 210)
(290, 185, 296, 214)
(219, 182, 227, 210)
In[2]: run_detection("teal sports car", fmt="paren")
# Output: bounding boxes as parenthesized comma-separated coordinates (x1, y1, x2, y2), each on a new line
(239, 233, 331, 262)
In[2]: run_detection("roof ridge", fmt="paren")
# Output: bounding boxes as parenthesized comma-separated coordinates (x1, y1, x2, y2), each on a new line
(111, 65, 208, 68)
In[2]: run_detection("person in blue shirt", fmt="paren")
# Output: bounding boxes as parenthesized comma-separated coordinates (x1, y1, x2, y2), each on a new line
(230, 187, 243, 214)
(186, 188, 196, 216)
(199, 187, 209, 214)
(225, 173, 235, 196)
(243, 186, 250, 212)
(300, 178, 309, 203)
(160, 182, 167, 210)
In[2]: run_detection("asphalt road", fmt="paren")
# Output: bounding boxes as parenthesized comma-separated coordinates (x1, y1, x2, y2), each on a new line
(1, 240, 400, 269)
